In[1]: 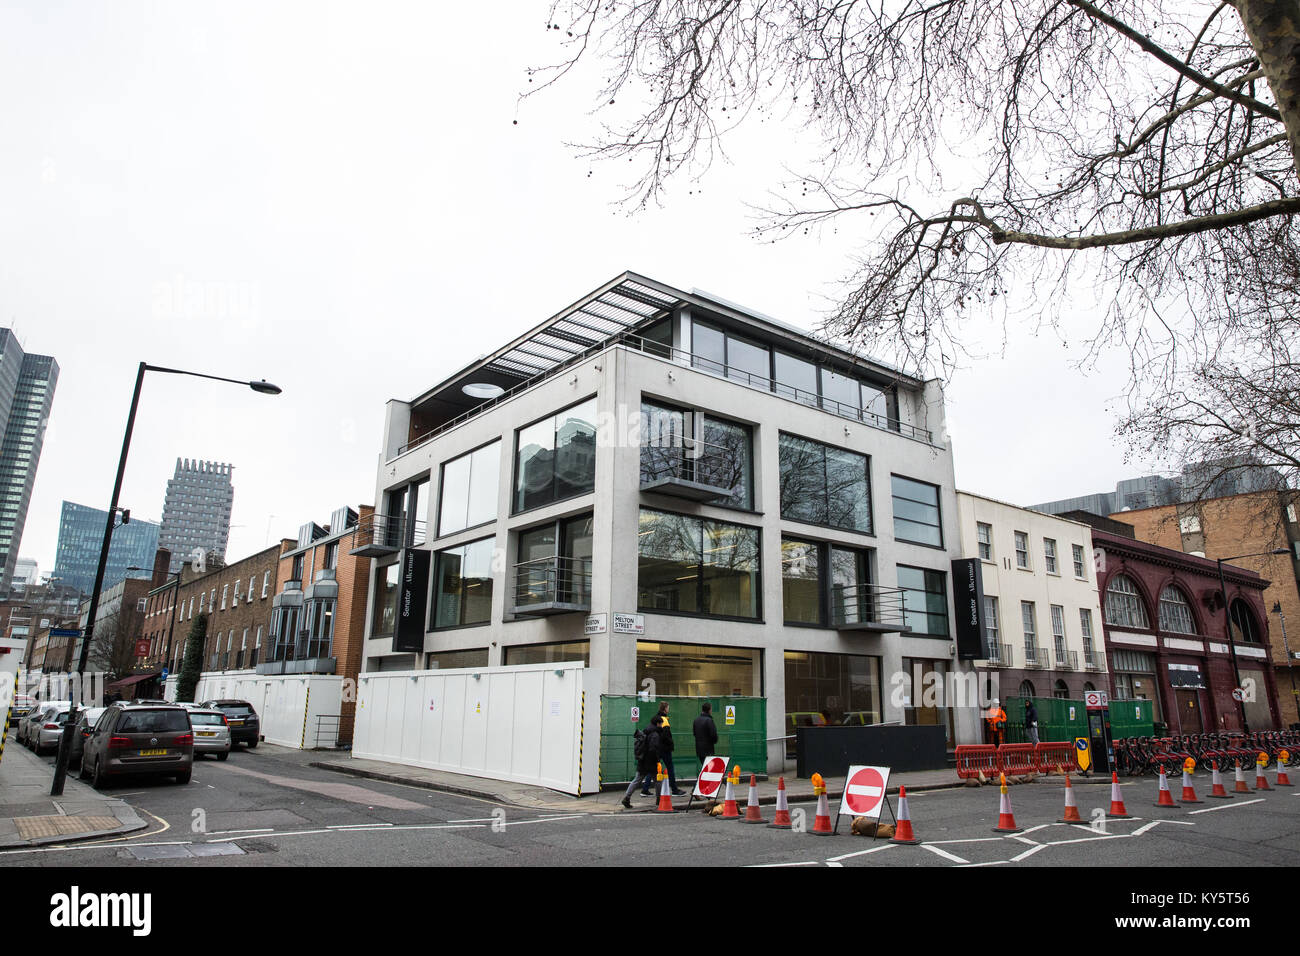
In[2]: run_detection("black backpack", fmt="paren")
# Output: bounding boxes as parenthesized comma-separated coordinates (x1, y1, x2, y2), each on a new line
(633, 730, 648, 761)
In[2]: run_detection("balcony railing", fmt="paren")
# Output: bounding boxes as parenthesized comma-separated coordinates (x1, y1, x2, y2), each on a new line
(1023, 644, 1048, 669)
(512, 556, 593, 616)
(640, 436, 742, 501)
(1055, 648, 1079, 671)
(985, 642, 1014, 667)
(350, 512, 426, 556)
(396, 331, 934, 459)
(830, 584, 911, 633)
(1084, 649, 1103, 671)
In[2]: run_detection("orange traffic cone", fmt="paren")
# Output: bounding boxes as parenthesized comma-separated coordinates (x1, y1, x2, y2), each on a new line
(1234, 760, 1252, 793)
(1255, 756, 1272, 791)
(1275, 755, 1293, 787)
(811, 773, 834, 836)
(1107, 771, 1133, 818)
(768, 776, 792, 829)
(890, 786, 921, 844)
(720, 771, 740, 819)
(1059, 774, 1083, 823)
(993, 774, 1023, 833)
(742, 774, 766, 824)
(1209, 762, 1233, 799)
(1153, 767, 1179, 808)
(1179, 767, 1203, 804)
(656, 763, 675, 813)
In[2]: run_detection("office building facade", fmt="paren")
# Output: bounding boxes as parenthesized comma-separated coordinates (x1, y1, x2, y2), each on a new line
(52, 500, 160, 598)
(0, 329, 58, 595)
(159, 459, 235, 573)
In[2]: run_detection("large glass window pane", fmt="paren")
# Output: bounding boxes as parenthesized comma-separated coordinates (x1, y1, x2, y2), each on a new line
(784, 651, 881, 750)
(891, 475, 943, 546)
(774, 352, 819, 405)
(726, 333, 770, 388)
(636, 510, 700, 613)
(439, 458, 470, 536)
(554, 399, 598, 500)
(505, 640, 591, 665)
(691, 322, 726, 375)
(434, 537, 495, 628)
(562, 514, 594, 605)
(701, 520, 760, 618)
(409, 479, 428, 545)
(781, 539, 821, 625)
(824, 446, 872, 532)
(371, 563, 400, 638)
(861, 383, 898, 428)
(515, 419, 555, 513)
(701, 416, 752, 509)
(898, 565, 949, 636)
(466, 443, 500, 529)
(638, 641, 761, 696)
(830, 547, 870, 625)
(820, 368, 861, 416)
(779, 434, 830, 526)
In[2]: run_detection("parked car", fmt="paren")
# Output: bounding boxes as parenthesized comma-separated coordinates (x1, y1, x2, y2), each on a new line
(19, 702, 68, 748)
(11, 694, 36, 720)
(67, 706, 109, 769)
(32, 708, 71, 756)
(200, 700, 260, 748)
(186, 708, 231, 760)
(79, 702, 194, 787)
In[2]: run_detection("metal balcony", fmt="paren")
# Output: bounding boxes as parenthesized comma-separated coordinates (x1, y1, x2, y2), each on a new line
(1023, 644, 1048, 669)
(511, 556, 593, 617)
(1084, 650, 1104, 671)
(1055, 648, 1079, 671)
(640, 438, 741, 502)
(350, 513, 425, 556)
(830, 585, 911, 633)
(984, 642, 1014, 667)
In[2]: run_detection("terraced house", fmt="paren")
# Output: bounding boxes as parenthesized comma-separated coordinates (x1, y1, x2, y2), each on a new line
(358, 273, 983, 768)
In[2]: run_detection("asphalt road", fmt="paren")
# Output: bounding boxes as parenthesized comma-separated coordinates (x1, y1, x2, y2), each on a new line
(4, 742, 1299, 867)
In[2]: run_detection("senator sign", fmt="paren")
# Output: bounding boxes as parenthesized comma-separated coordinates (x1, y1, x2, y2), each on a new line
(951, 558, 986, 661)
(394, 549, 430, 653)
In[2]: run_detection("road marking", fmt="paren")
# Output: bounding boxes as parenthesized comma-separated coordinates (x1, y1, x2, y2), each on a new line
(1019, 824, 1051, 836)
(1189, 799, 1265, 814)
(825, 843, 897, 863)
(1010, 836, 1039, 846)
(1132, 820, 1194, 835)
(750, 861, 822, 867)
(206, 828, 274, 836)
(1011, 844, 1047, 862)
(327, 823, 392, 829)
(921, 844, 969, 864)
(925, 837, 1006, 845)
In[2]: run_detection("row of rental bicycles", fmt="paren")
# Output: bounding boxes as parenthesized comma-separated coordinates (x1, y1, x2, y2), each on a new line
(1113, 730, 1300, 776)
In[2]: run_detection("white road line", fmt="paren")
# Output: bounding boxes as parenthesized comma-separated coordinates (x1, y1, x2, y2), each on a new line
(1189, 799, 1265, 814)
(1132, 820, 1195, 835)
(750, 861, 822, 867)
(826, 843, 898, 863)
(924, 837, 1007, 845)
(206, 828, 274, 836)
(0, 839, 192, 857)
(1010, 836, 1039, 846)
(921, 844, 969, 864)
(1019, 824, 1051, 836)
(327, 823, 392, 829)
(1011, 844, 1048, 862)
(957, 860, 1012, 868)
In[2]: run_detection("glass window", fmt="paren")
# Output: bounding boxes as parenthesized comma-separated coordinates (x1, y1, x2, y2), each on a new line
(370, 563, 401, 639)
(1021, 601, 1038, 650)
(409, 479, 428, 545)
(984, 595, 1000, 653)
(701, 416, 753, 509)
(433, 538, 496, 629)
(1229, 599, 1259, 643)
(514, 514, 593, 608)
(1050, 604, 1066, 654)
(637, 509, 760, 619)
(977, 522, 993, 561)
(640, 401, 752, 509)
(1073, 544, 1086, 578)
(784, 651, 881, 733)
(1044, 538, 1058, 574)
(504, 641, 591, 665)
(426, 649, 490, 670)
(440, 441, 501, 536)
(726, 332, 770, 388)
(779, 433, 872, 533)
(891, 475, 942, 547)
(1105, 574, 1150, 628)
(691, 322, 726, 374)
(638, 640, 761, 696)
(861, 383, 899, 427)
(820, 368, 860, 415)
(324, 542, 338, 571)
(774, 352, 819, 405)
(781, 539, 821, 625)
(1015, 531, 1030, 568)
(513, 399, 597, 514)
(897, 565, 948, 636)
(1158, 586, 1197, 634)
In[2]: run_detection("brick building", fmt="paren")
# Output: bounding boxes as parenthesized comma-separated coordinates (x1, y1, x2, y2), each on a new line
(1089, 522, 1281, 734)
(1108, 491, 1300, 727)
(263, 505, 373, 742)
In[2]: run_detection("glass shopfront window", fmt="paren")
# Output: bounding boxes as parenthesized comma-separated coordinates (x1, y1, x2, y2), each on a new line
(433, 537, 496, 629)
(370, 563, 400, 639)
(637, 509, 760, 619)
(778, 433, 872, 533)
(504, 640, 591, 665)
(426, 648, 489, 670)
(514, 399, 597, 514)
(784, 651, 881, 753)
(439, 441, 500, 536)
(637, 641, 761, 696)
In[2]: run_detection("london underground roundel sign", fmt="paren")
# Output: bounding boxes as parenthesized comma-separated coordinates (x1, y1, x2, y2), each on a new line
(839, 765, 892, 819)
(693, 755, 730, 798)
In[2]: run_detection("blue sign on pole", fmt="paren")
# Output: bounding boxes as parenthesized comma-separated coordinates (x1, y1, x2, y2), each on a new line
(50, 628, 81, 637)
(160, 667, 169, 680)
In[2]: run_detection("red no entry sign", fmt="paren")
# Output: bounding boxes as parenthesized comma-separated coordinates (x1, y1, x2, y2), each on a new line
(839, 765, 891, 819)
(693, 755, 730, 798)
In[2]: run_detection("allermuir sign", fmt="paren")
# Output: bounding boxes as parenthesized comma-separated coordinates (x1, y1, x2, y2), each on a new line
(394, 549, 430, 653)
(612, 613, 644, 635)
(950, 558, 986, 661)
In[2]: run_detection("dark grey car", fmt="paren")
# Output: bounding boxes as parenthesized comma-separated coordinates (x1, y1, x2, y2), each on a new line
(200, 699, 260, 747)
(79, 702, 194, 787)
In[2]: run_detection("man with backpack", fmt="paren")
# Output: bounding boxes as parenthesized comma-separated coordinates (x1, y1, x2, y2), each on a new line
(623, 716, 664, 808)
(693, 702, 719, 765)
(645, 701, 686, 796)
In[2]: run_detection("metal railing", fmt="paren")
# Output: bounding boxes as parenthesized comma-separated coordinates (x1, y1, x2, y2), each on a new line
(1023, 644, 1048, 669)
(1055, 648, 1079, 671)
(1084, 648, 1103, 671)
(829, 584, 910, 630)
(396, 331, 934, 458)
(513, 556, 593, 608)
(351, 512, 426, 552)
(985, 642, 1014, 667)
(639, 435, 741, 493)
(312, 714, 343, 749)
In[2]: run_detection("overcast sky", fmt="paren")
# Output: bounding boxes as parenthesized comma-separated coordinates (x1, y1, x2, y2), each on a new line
(2, 1, 1145, 579)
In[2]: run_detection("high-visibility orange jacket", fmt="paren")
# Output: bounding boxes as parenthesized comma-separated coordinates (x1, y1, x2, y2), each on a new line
(986, 707, 1006, 729)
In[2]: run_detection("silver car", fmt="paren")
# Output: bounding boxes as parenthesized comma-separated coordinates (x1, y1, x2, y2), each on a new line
(32, 708, 72, 756)
(186, 708, 231, 760)
(19, 701, 68, 748)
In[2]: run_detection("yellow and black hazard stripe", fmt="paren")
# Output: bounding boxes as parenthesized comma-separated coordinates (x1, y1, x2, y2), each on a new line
(300, 683, 311, 749)
(0, 671, 16, 765)
(579, 691, 586, 791)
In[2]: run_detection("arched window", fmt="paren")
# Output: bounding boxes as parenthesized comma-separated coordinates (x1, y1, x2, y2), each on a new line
(1158, 586, 1198, 634)
(1019, 679, 1036, 699)
(1053, 680, 1069, 699)
(1229, 599, 1260, 643)
(1083, 682, 1097, 694)
(1106, 574, 1150, 628)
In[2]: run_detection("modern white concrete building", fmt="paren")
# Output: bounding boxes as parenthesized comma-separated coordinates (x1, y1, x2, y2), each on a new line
(358, 273, 978, 769)
(956, 492, 1109, 714)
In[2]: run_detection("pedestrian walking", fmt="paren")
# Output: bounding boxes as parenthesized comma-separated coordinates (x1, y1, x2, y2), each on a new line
(693, 702, 719, 764)
(1025, 699, 1039, 746)
(622, 716, 664, 808)
(650, 702, 686, 795)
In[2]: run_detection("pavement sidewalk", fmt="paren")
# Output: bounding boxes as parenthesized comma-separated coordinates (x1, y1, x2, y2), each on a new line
(0, 733, 148, 850)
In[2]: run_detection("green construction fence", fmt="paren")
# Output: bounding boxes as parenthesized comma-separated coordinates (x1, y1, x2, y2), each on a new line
(600, 695, 766, 785)
(1003, 696, 1155, 743)
(1108, 698, 1156, 739)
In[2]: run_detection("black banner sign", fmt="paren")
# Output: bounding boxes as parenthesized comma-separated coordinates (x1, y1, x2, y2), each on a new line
(951, 557, 986, 661)
(394, 548, 430, 653)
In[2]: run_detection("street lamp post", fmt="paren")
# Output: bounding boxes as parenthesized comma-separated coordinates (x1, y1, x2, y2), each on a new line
(1215, 549, 1289, 736)
(49, 362, 280, 795)
(1272, 602, 1297, 729)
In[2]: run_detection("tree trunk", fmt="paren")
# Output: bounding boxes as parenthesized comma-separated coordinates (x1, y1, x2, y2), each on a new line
(1234, 0, 1300, 174)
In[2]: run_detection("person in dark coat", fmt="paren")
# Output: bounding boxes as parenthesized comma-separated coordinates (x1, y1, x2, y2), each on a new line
(622, 716, 663, 808)
(645, 702, 685, 796)
(693, 702, 719, 764)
